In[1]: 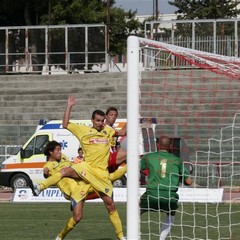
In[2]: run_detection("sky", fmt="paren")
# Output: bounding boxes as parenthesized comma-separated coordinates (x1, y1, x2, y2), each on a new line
(114, 0, 177, 15)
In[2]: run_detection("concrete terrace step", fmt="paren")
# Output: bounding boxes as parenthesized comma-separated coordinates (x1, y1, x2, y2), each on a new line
(0, 86, 120, 95)
(0, 72, 127, 82)
(0, 92, 127, 102)
(141, 75, 232, 83)
(0, 120, 41, 126)
(0, 105, 128, 122)
(142, 92, 239, 105)
(140, 105, 240, 115)
(141, 81, 238, 88)
(0, 71, 230, 87)
(0, 103, 128, 114)
(0, 85, 127, 93)
(0, 70, 239, 149)
(0, 114, 235, 129)
(141, 69, 231, 79)
(0, 79, 127, 90)
(140, 84, 239, 92)
(0, 98, 128, 108)
(0, 107, 236, 120)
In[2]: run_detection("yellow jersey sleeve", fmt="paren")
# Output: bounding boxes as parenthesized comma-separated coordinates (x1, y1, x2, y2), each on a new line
(43, 156, 72, 176)
(43, 155, 79, 197)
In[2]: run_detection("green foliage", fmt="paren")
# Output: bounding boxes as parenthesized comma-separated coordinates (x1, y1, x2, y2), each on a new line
(0, 0, 46, 26)
(168, 0, 240, 37)
(0, 202, 239, 239)
(0, 0, 142, 55)
(169, 0, 240, 20)
(40, 0, 106, 25)
(109, 7, 142, 55)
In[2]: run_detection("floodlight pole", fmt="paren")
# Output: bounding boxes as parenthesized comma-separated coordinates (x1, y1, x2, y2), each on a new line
(106, 0, 110, 72)
(153, 0, 158, 20)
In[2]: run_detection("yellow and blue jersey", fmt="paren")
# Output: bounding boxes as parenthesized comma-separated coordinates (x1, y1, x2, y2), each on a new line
(67, 123, 115, 170)
(43, 155, 79, 197)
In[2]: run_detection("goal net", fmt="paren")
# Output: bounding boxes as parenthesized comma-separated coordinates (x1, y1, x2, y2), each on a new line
(126, 36, 240, 240)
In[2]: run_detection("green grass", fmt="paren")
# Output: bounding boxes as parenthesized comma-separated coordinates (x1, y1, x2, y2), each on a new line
(141, 203, 240, 240)
(0, 202, 239, 240)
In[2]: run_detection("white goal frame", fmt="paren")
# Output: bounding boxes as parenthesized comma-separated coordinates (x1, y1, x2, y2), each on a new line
(127, 36, 140, 240)
(126, 35, 240, 240)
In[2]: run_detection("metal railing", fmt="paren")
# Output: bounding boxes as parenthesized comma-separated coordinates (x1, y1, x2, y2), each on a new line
(0, 24, 107, 74)
(192, 162, 240, 187)
(145, 18, 240, 57)
(0, 145, 21, 164)
(0, 19, 239, 74)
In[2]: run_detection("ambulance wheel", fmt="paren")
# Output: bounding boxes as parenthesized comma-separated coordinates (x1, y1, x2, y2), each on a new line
(10, 173, 30, 190)
(113, 175, 127, 187)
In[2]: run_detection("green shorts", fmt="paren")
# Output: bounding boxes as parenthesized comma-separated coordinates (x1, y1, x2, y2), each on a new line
(140, 190, 179, 213)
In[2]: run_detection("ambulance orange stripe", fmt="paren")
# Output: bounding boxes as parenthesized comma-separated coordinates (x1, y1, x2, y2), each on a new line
(4, 162, 45, 169)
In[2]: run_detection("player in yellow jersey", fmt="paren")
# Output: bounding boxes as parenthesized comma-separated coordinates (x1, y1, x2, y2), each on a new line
(32, 96, 126, 240)
(42, 140, 127, 240)
(42, 141, 90, 240)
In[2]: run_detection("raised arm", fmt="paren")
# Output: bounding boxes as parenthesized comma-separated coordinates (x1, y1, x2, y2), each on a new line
(62, 96, 76, 129)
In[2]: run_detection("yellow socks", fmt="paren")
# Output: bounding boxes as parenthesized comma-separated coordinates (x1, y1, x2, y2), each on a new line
(40, 172, 62, 190)
(58, 217, 77, 239)
(109, 165, 127, 182)
(109, 210, 124, 239)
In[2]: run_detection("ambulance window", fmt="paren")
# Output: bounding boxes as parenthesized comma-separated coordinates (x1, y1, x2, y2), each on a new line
(148, 128, 156, 152)
(35, 135, 49, 154)
(24, 135, 49, 158)
(142, 128, 149, 153)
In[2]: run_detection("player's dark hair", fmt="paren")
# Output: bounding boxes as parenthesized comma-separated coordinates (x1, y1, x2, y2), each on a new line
(78, 147, 82, 152)
(92, 109, 105, 119)
(106, 107, 118, 116)
(44, 141, 61, 158)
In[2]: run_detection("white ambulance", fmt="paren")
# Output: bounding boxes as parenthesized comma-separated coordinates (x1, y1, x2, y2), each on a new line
(0, 118, 157, 189)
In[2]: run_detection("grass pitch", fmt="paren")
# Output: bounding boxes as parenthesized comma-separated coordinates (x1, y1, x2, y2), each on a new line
(0, 202, 239, 240)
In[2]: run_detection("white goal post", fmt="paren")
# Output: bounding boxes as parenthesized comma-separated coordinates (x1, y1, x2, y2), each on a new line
(127, 36, 141, 240)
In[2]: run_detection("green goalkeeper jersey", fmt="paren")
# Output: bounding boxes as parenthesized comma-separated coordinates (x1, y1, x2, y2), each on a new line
(140, 151, 189, 193)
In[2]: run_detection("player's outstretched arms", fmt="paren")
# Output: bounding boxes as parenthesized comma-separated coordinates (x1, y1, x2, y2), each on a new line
(62, 96, 76, 128)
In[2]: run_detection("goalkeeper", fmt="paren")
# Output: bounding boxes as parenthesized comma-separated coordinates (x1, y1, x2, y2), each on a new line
(140, 135, 192, 240)
(41, 140, 127, 240)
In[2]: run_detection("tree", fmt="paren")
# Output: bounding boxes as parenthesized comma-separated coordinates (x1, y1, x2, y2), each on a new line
(0, 0, 49, 71)
(0, 0, 141, 56)
(168, 0, 240, 37)
(108, 7, 142, 55)
(39, 0, 141, 55)
(169, 0, 240, 20)
(0, 0, 47, 26)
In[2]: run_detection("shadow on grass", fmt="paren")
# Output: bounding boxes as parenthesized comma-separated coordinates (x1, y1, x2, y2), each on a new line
(85, 238, 113, 240)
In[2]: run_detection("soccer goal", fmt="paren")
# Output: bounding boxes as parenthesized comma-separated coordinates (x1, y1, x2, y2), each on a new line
(126, 36, 240, 240)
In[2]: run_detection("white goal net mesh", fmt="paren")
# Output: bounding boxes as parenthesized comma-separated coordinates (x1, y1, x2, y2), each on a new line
(127, 36, 240, 240)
